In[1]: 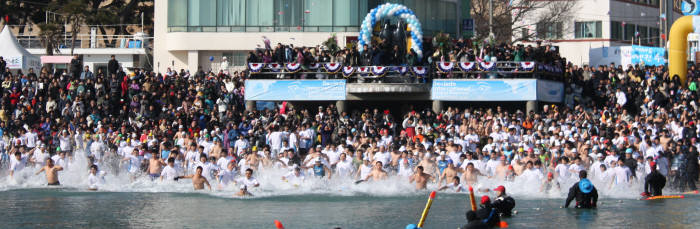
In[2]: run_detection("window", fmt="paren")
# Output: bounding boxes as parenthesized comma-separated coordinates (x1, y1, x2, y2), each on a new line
(188, 0, 216, 27)
(624, 24, 635, 41)
(304, 0, 332, 26)
(638, 25, 648, 43)
(575, 21, 602, 38)
(274, 0, 302, 27)
(217, 0, 246, 26)
(649, 27, 659, 45)
(223, 51, 248, 66)
(168, 0, 188, 27)
(521, 28, 529, 40)
(246, 0, 274, 26)
(536, 22, 562, 39)
(611, 21, 622, 40)
(334, 0, 360, 26)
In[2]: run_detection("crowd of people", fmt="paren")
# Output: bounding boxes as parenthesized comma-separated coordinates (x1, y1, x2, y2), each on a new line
(1, 39, 700, 223)
(245, 37, 565, 80)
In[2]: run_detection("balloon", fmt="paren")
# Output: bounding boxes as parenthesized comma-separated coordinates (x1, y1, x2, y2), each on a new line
(209, 56, 214, 62)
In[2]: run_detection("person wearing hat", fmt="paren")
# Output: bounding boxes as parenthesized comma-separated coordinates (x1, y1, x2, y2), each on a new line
(438, 159, 458, 186)
(541, 172, 557, 192)
(356, 156, 373, 182)
(475, 195, 500, 228)
(492, 185, 516, 217)
(643, 162, 666, 197)
(306, 157, 331, 180)
(236, 184, 253, 196)
(563, 170, 598, 209)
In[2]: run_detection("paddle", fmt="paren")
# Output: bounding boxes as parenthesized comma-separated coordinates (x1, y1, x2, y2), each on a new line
(417, 191, 436, 228)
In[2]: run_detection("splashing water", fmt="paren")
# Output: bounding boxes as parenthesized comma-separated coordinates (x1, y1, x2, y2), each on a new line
(1, 151, 648, 200)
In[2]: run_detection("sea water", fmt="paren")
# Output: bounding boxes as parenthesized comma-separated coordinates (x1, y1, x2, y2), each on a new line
(2, 151, 699, 228)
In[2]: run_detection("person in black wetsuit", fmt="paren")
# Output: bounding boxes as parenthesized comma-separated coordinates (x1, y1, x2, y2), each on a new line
(563, 170, 598, 209)
(492, 185, 515, 217)
(460, 210, 488, 229)
(686, 146, 699, 191)
(644, 161, 666, 197)
(475, 195, 500, 228)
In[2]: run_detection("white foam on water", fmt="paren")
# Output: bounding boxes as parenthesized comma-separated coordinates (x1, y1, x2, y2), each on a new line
(1, 152, 647, 200)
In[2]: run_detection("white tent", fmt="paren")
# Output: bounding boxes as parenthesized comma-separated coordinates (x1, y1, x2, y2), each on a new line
(0, 25, 41, 72)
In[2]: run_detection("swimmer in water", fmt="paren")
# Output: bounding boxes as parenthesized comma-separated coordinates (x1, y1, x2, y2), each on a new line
(148, 151, 166, 180)
(35, 158, 63, 186)
(462, 162, 484, 187)
(216, 160, 238, 189)
(362, 161, 388, 182)
(10, 151, 28, 178)
(409, 166, 434, 190)
(235, 168, 260, 188)
(236, 184, 253, 197)
(282, 165, 305, 186)
(438, 176, 466, 192)
(175, 166, 212, 190)
(306, 158, 331, 180)
(88, 164, 106, 191)
(439, 159, 460, 186)
(160, 158, 180, 181)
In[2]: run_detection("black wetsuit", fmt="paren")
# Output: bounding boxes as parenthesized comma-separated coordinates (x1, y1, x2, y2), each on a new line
(475, 203, 500, 228)
(564, 182, 598, 208)
(492, 195, 515, 217)
(644, 170, 666, 196)
(460, 221, 489, 229)
(686, 149, 699, 191)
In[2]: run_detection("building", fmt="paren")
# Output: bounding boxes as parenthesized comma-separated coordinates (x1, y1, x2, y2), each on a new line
(514, 0, 684, 66)
(5, 24, 149, 74)
(153, 0, 471, 73)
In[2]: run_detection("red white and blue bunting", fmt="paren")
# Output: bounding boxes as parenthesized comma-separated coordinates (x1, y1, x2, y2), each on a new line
(393, 66, 408, 75)
(247, 63, 264, 73)
(520, 62, 535, 71)
(411, 66, 428, 77)
(309, 63, 320, 70)
(356, 67, 371, 75)
(479, 61, 496, 71)
(267, 63, 282, 72)
(285, 63, 302, 73)
(342, 66, 355, 77)
(436, 62, 454, 73)
(324, 62, 342, 73)
(371, 66, 388, 76)
(458, 62, 476, 71)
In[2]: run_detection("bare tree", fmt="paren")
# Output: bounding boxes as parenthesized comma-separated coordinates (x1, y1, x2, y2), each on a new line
(471, 0, 578, 43)
(38, 22, 62, 56)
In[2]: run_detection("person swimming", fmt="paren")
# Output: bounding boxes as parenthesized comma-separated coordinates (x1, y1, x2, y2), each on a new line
(409, 166, 433, 190)
(438, 176, 467, 192)
(308, 158, 331, 180)
(35, 158, 63, 186)
(282, 165, 305, 186)
(88, 165, 106, 191)
(236, 184, 253, 197)
(175, 166, 212, 190)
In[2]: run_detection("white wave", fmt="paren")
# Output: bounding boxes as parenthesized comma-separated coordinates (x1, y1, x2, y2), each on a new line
(1, 152, 647, 200)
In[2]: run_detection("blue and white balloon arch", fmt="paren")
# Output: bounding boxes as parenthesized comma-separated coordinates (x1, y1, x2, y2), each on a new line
(358, 3, 424, 58)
